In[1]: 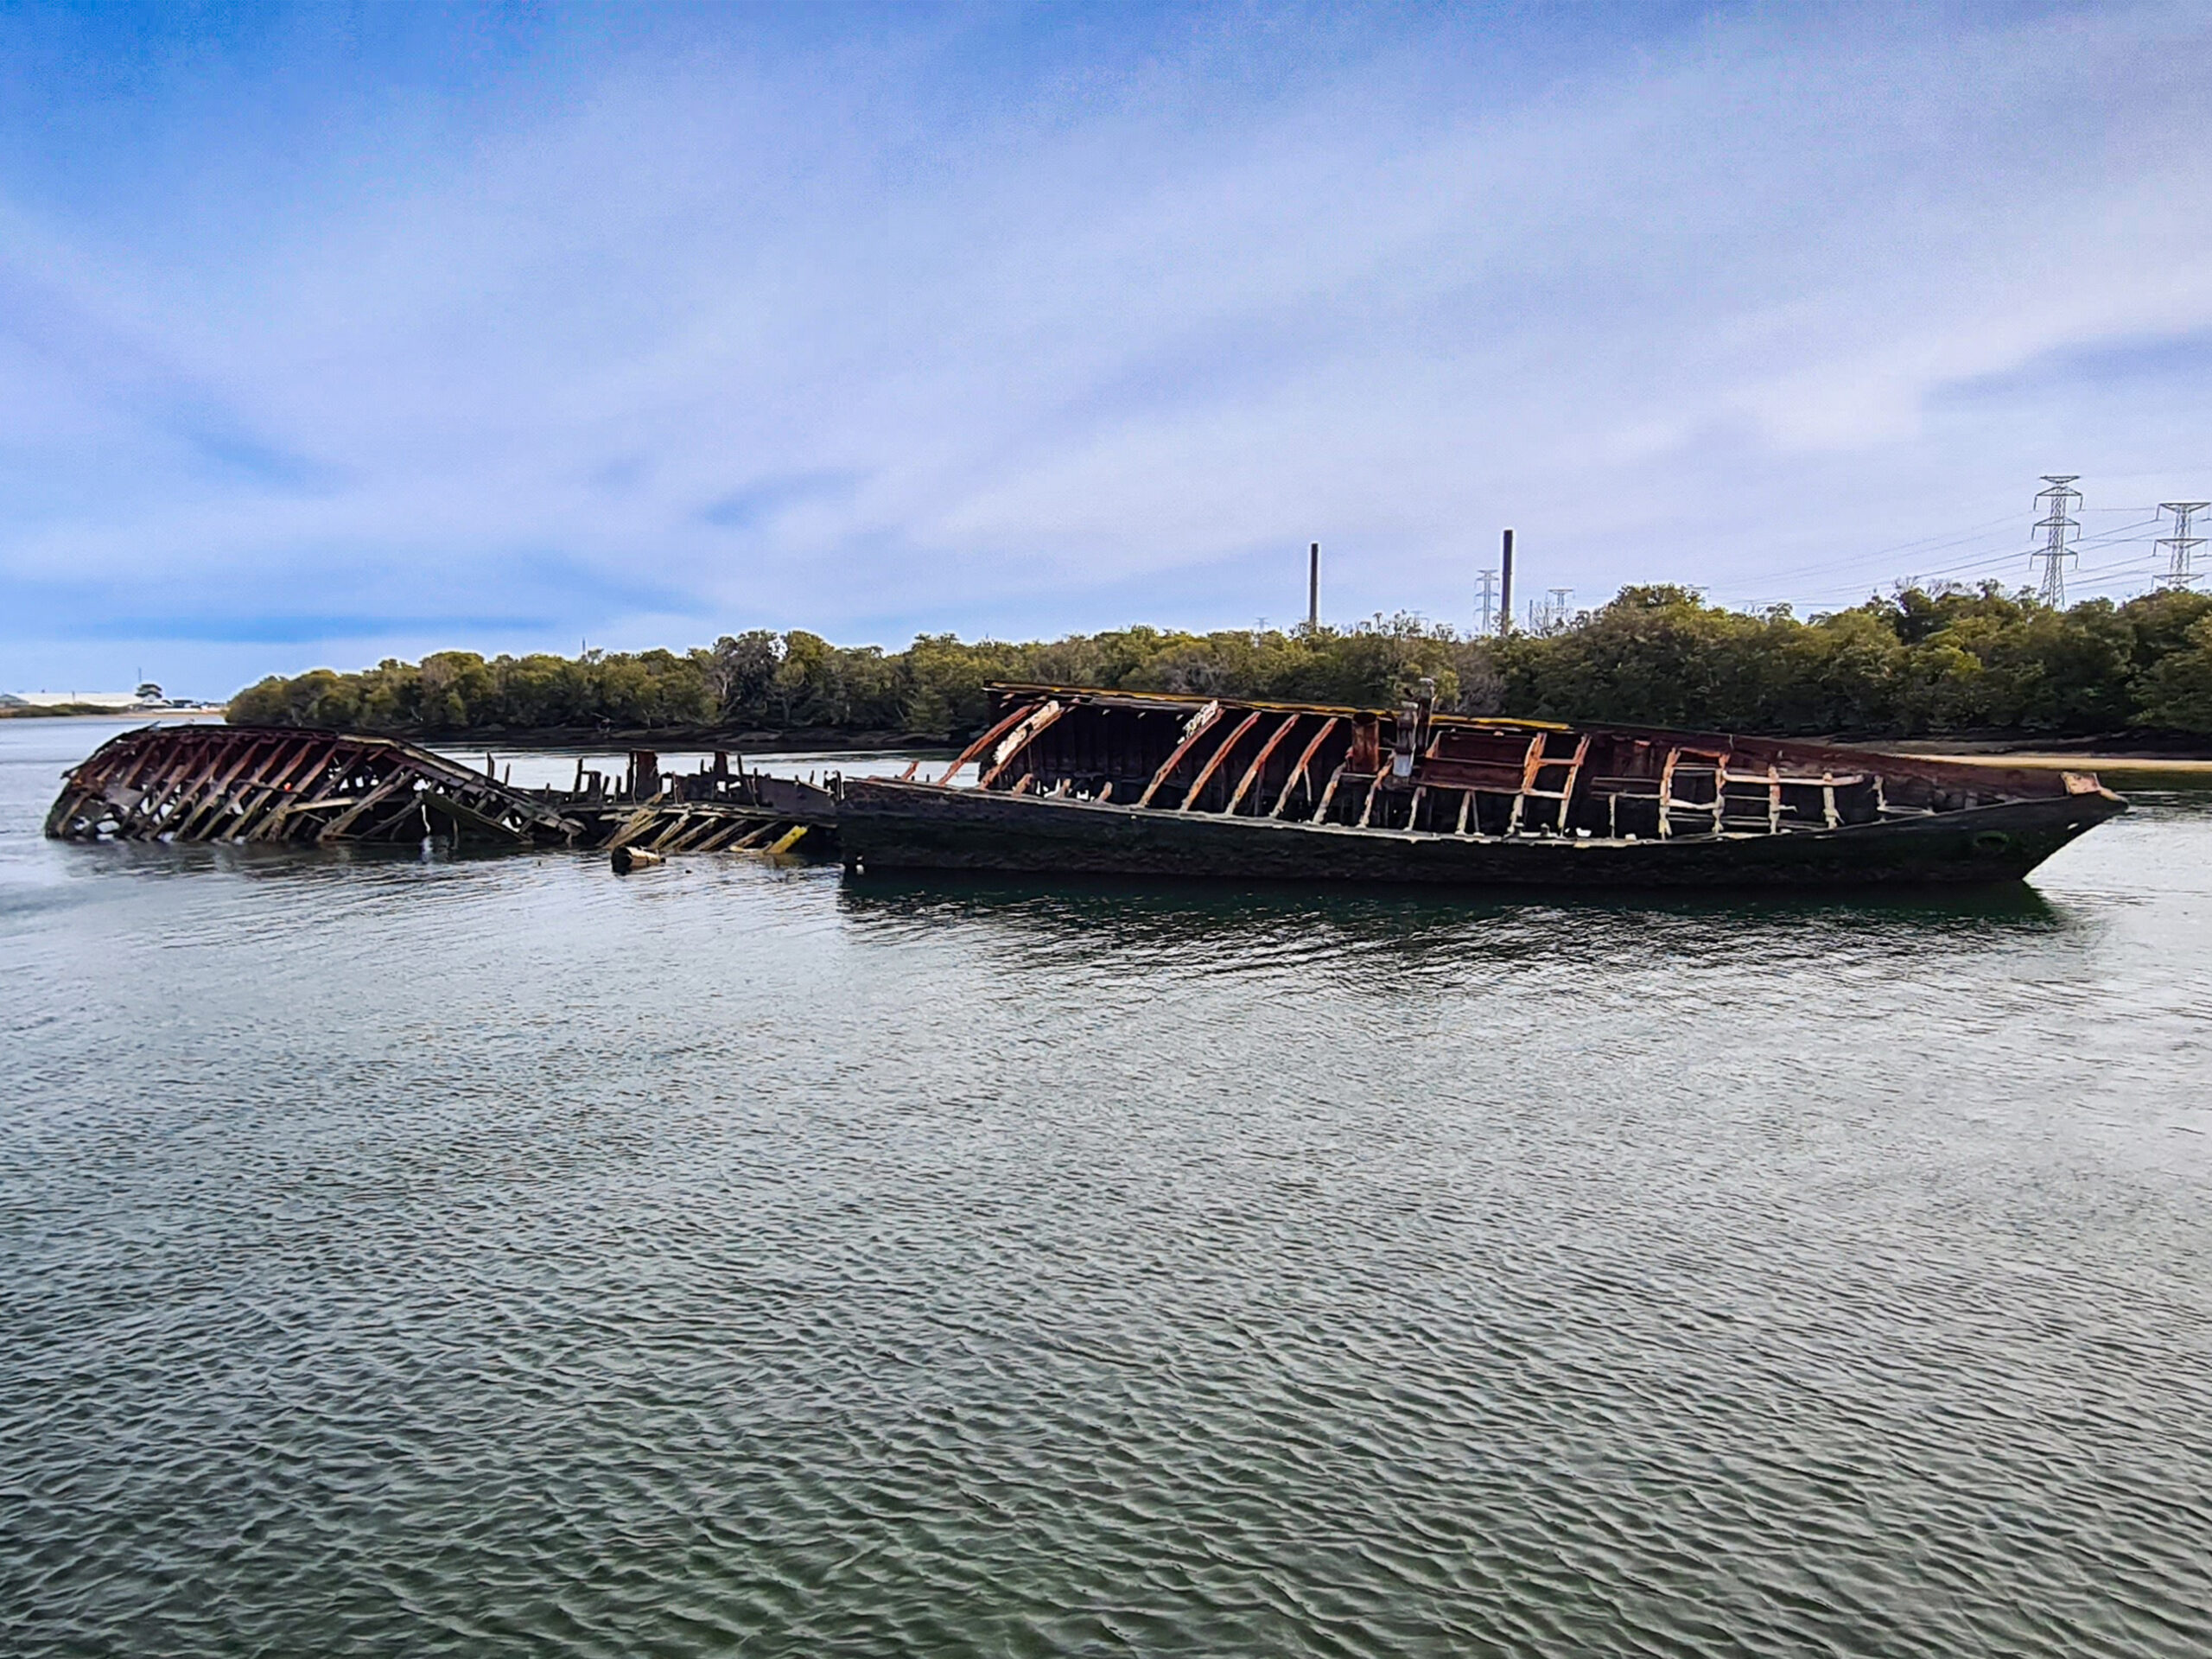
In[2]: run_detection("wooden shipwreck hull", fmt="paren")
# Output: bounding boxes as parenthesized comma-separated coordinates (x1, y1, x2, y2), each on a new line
(44, 723, 836, 855)
(841, 684, 2126, 889)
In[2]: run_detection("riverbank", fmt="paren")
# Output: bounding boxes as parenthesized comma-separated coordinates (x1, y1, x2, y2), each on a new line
(0, 705, 225, 720)
(1838, 732, 2212, 778)
(1901, 752, 2212, 778)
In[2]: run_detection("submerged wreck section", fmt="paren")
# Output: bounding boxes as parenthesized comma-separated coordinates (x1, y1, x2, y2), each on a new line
(840, 683, 2127, 888)
(44, 724, 837, 855)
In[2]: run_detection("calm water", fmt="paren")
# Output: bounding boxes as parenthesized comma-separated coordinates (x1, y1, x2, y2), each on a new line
(3, 717, 2209, 1657)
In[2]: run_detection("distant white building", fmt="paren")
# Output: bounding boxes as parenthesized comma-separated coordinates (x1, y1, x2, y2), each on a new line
(3, 690, 168, 710)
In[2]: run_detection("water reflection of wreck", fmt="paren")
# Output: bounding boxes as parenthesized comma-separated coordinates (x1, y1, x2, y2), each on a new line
(43, 725, 837, 855)
(841, 683, 2127, 888)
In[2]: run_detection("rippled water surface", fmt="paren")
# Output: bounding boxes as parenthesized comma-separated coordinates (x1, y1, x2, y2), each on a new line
(4, 718, 2210, 1657)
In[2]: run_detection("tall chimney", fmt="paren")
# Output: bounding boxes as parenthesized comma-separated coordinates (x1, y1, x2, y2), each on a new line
(1498, 528, 1515, 634)
(1307, 542, 1320, 632)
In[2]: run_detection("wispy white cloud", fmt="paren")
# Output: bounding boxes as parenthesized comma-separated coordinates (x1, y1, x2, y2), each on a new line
(3, 2, 2209, 693)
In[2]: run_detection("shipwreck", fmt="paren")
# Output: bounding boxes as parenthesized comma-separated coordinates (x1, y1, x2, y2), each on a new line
(839, 683, 2127, 888)
(42, 724, 836, 856)
(45, 689, 2128, 890)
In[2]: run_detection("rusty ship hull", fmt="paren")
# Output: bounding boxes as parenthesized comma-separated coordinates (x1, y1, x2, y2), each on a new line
(841, 684, 2126, 890)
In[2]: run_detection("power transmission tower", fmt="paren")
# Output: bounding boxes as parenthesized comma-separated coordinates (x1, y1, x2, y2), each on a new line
(2031, 475, 2081, 607)
(2156, 501, 2208, 588)
(1475, 569, 1498, 635)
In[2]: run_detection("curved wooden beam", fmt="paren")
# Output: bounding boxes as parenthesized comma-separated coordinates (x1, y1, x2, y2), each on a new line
(1137, 701, 1224, 808)
(977, 701, 1066, 790)
(1224, 714, 1303, 816)
(1176, 711, 1262, 813)
(1268, 716, 1341, 819)
(937, 702, 1040, 785)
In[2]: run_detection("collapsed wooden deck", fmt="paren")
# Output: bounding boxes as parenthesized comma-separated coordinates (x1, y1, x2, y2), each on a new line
(43, 724, 839, 857)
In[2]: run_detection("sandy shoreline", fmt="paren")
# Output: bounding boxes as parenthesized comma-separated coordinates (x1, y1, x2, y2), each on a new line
(1898, 752, 2212, 777)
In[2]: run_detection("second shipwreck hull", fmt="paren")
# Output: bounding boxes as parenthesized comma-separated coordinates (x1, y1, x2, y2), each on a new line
(44, 723, 837, 855)
(841, 684, 2126, 889)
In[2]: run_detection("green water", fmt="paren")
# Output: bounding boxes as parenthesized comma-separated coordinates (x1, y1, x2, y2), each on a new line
(3, 719, 2209, 1656)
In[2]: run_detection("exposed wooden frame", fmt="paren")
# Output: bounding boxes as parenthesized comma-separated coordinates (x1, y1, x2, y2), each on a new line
(1313, 762, 1349, 822)
(223, 736, 316, 839)
(1268, 717, 1341, 819)
(601, 801, 664, 851)
(1657, 746, 1730, 838)
(937, 702, 1041, 785)
(977, 700, 1066, 790)
(173, 737, 276, 840)
(1504, 734, 1591, 836)
(1176, 710, 1263, 813)
(135, 742, 213, 832)
(1225, 715, 1302, 816)
(1136, 701, 1224, 808)
(245, 739, 341, 840)
(317, 771, 413, 843)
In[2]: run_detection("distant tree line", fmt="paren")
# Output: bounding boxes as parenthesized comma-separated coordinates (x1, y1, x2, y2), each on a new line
(226, 583, 2212, 740)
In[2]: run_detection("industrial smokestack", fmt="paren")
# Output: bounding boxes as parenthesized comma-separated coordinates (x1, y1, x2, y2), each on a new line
(1498, 528, 1515, 634)
(1307, 543, 1320, 632)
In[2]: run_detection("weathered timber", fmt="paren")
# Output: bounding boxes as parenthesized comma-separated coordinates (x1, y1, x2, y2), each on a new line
(1226, 714, 1303, 816)
(977, 701, 1066, 790)
(1137, 701, 1224, 807)
(1270, 717, 1341, 818)
(837, 682, 2130, 889)
(46, 726, 584, 847)
(46, 724, 841, 861)
(1178, 710, 1264, 813)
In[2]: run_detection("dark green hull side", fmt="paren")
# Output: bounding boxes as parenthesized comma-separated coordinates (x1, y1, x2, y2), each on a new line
(840, 779, 2125, 890)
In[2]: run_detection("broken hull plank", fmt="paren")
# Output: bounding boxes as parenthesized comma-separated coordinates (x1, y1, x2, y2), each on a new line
(839, 779, 2123, 889)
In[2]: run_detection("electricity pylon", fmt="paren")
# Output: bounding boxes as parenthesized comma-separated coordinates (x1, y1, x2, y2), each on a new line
(2031, 475, 2081, 607)
(2156, 501, 2208, 588)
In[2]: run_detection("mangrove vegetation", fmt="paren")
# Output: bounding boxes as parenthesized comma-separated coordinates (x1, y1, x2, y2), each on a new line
(226, 582, 2212, 741)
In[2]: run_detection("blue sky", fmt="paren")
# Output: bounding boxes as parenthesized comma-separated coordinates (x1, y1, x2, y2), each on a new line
(3, 1, 2209, 697)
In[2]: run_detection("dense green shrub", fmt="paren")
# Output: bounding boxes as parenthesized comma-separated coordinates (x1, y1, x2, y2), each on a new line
(227, 583, 2212, 739)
